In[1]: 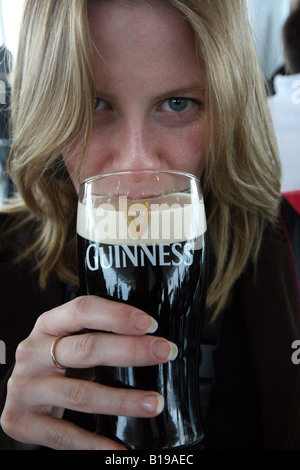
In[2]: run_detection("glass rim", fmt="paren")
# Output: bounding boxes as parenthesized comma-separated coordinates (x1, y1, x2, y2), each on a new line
(79, 169, 200, 187)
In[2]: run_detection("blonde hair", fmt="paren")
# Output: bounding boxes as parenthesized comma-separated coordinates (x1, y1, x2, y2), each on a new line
(2, 0, 281, 318)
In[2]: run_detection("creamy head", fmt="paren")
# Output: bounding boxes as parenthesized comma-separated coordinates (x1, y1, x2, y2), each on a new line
(77, 192, 206, 246)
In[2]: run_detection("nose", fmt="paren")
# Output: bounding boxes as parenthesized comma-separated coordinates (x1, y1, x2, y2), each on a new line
(111, 117, 161, 171)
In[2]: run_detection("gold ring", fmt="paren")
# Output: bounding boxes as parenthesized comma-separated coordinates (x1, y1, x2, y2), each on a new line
(50, 336, 66, 370)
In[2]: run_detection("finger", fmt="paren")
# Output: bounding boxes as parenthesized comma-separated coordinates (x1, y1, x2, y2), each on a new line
(9, 375, 165, 418)
(36, 296, 158, 337)
(1, 410, 127, 450)
(49, 332, 178, 369)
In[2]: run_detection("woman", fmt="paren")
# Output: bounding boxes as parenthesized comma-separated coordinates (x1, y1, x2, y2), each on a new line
(0, 0, 299, 450)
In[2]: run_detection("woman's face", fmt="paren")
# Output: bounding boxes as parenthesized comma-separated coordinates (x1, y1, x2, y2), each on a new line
(65, 0, 207, 192)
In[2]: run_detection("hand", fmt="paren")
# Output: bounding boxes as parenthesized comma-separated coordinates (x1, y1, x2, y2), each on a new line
(0, 296, 177, 450)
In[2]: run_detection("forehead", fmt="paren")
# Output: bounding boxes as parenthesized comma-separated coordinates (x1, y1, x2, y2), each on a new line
(87, 1, 197, 62)
(87, 0, 186, 34)
(87, 0, 203, 89)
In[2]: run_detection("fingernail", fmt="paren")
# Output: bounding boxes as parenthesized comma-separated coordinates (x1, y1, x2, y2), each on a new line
(133, 311, 158, 333)
(141, 394, 165, 414)
(152, 340, 178, 361)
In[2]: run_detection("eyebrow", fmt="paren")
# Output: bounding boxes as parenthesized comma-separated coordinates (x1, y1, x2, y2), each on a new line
(155, 85, 206, 99)
(94, 85, 206, 101)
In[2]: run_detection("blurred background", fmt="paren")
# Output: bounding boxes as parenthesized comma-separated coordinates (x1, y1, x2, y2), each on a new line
(0, 0, 25, 60)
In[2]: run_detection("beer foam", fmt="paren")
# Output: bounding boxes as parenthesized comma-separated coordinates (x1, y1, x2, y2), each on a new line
(77, 193, 206, 246)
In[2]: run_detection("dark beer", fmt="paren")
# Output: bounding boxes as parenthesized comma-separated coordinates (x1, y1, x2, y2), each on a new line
(77, 194, 207, 449)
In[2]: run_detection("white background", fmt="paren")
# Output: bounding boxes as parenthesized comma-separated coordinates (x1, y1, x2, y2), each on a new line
(0, 0, 25, 59)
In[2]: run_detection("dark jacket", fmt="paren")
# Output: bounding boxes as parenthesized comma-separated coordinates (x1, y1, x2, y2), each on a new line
(0, 198, 299, 450)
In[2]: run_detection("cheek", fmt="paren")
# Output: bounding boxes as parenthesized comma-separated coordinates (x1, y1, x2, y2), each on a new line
(163, 122, 207, 178)
(62, 133, 110, 193)
(62, 142, 82, 194)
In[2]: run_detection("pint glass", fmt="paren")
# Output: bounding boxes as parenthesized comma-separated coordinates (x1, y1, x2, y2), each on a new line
(77, 170, 207, 449)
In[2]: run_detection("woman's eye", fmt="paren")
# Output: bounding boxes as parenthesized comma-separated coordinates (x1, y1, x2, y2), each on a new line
(161, 98, 198, 113)
(94, 97, 108, 111)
